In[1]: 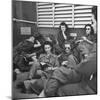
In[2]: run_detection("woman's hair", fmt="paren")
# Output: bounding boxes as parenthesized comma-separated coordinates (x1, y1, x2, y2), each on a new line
(48, 34, 57, 45)
(42, 41, 53, 53)
(59, 21, 68, 31)
(64, 41, 71, 50)
(84, 24, 94, 35)
(92, 6, 97, 21)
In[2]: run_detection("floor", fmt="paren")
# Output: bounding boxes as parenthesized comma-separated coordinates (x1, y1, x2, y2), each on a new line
(12, 72, 38, 99)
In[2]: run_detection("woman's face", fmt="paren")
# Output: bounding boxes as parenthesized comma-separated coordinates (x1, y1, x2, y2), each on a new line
(61, 25, 66, 32)
(85, 26, 91, 35)
(65, 44, 71, 54)
(44, 44, 52, 54)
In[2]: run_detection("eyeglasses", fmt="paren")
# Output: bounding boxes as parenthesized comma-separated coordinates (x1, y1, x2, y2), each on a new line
(86, 28, 91, 30)
(65, 47, 71, 49)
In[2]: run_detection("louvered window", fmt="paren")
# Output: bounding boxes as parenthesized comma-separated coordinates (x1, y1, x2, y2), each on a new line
(54, 3, 73, 28)
(37, 2, 53, 27)
(74, 5, 92, 28)
(37, 2, 93, 28)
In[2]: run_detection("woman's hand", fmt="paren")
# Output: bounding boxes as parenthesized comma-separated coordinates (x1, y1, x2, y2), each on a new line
(37, 70, 43, 76)
(40, 62, 46, 65)
(29, 61, 34, 65)
(47, 67, 52, 70)
(81, 36, 87, 41)
(29, 73, 33, 79)
(31, 56, 38, 62)
(14, 68, 21, 74)
(81, 58, 88, 63)
(34, 40, 41, 47)
(75, 40, 83, 43)
(61, 61, 68, 66)
(46, 67, 58, 71)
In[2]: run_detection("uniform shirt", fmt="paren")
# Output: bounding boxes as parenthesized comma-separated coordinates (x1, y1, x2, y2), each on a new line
(57, 31, 70, 49)
(58, 52, 78, 68)
(51, 52, 78, 83)
(38, 53, 59, 70)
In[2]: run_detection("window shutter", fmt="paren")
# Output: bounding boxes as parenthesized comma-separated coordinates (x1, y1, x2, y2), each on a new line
(54, 3, 73, 28)
(37, 2, 93, 28)
(74, 5, 93, 28)
(37, 2, 53, 27)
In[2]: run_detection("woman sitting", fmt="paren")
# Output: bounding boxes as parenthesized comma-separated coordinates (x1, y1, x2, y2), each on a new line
(24, 41, 59, 94)
(13, 35, 43, 74)
(81, 24, 96, 44)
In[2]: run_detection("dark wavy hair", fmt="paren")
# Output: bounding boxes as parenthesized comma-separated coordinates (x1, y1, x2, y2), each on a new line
(59, 21, 68, 32)
(42, 41, 53, 53)
(84, 24, 94, 35)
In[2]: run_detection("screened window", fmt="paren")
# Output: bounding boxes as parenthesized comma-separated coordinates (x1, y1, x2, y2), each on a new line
(37, 2, 93, 28)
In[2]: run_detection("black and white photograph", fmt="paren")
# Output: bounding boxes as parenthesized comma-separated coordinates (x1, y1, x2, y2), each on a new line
(12, 0, 97, 99)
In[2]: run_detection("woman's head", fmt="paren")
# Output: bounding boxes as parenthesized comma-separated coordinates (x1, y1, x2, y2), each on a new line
(43, 41, 53, 54)
(28, 36, 35, 43)
(84, 24, 94, 35)
(59, 22, 68, 32)
(64, 41, 71, 54)
(45, 34, 56, 44)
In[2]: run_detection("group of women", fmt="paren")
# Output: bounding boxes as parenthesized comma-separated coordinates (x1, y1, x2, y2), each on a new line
(13, 6, 97, 98)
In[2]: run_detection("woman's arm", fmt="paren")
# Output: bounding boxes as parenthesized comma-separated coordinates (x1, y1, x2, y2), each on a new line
(82, 36, 94, 44)
(34, 40, 41, 47)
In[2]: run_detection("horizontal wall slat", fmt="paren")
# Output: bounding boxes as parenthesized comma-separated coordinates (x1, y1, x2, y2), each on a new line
(38, 22, 53, 24)
(55, 4, 72, 7)
(38, 5, 52, 8)
(55, 11, 72, 14)
(74, 13, 92, 17)
(38, 9, 52, 12)
(54, 24, 72, 28)
(74, 6, 92, 10)
(74, 25, 85, 28)
(37, 12, 53, 15)
(38, 19, 53, 21)
(54, 18, 72, 21)
(55, 7, 72, 11)
(74, 9, 91, 13)
(38, 16, 53, 19)
(74, 21, 91, 24)
(54, 22, 72, 25)
(37, 2, 52, 6)
(54, 14, 72, 18)
(74, 17, 91, 21)
(38, 25, 53, 27)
